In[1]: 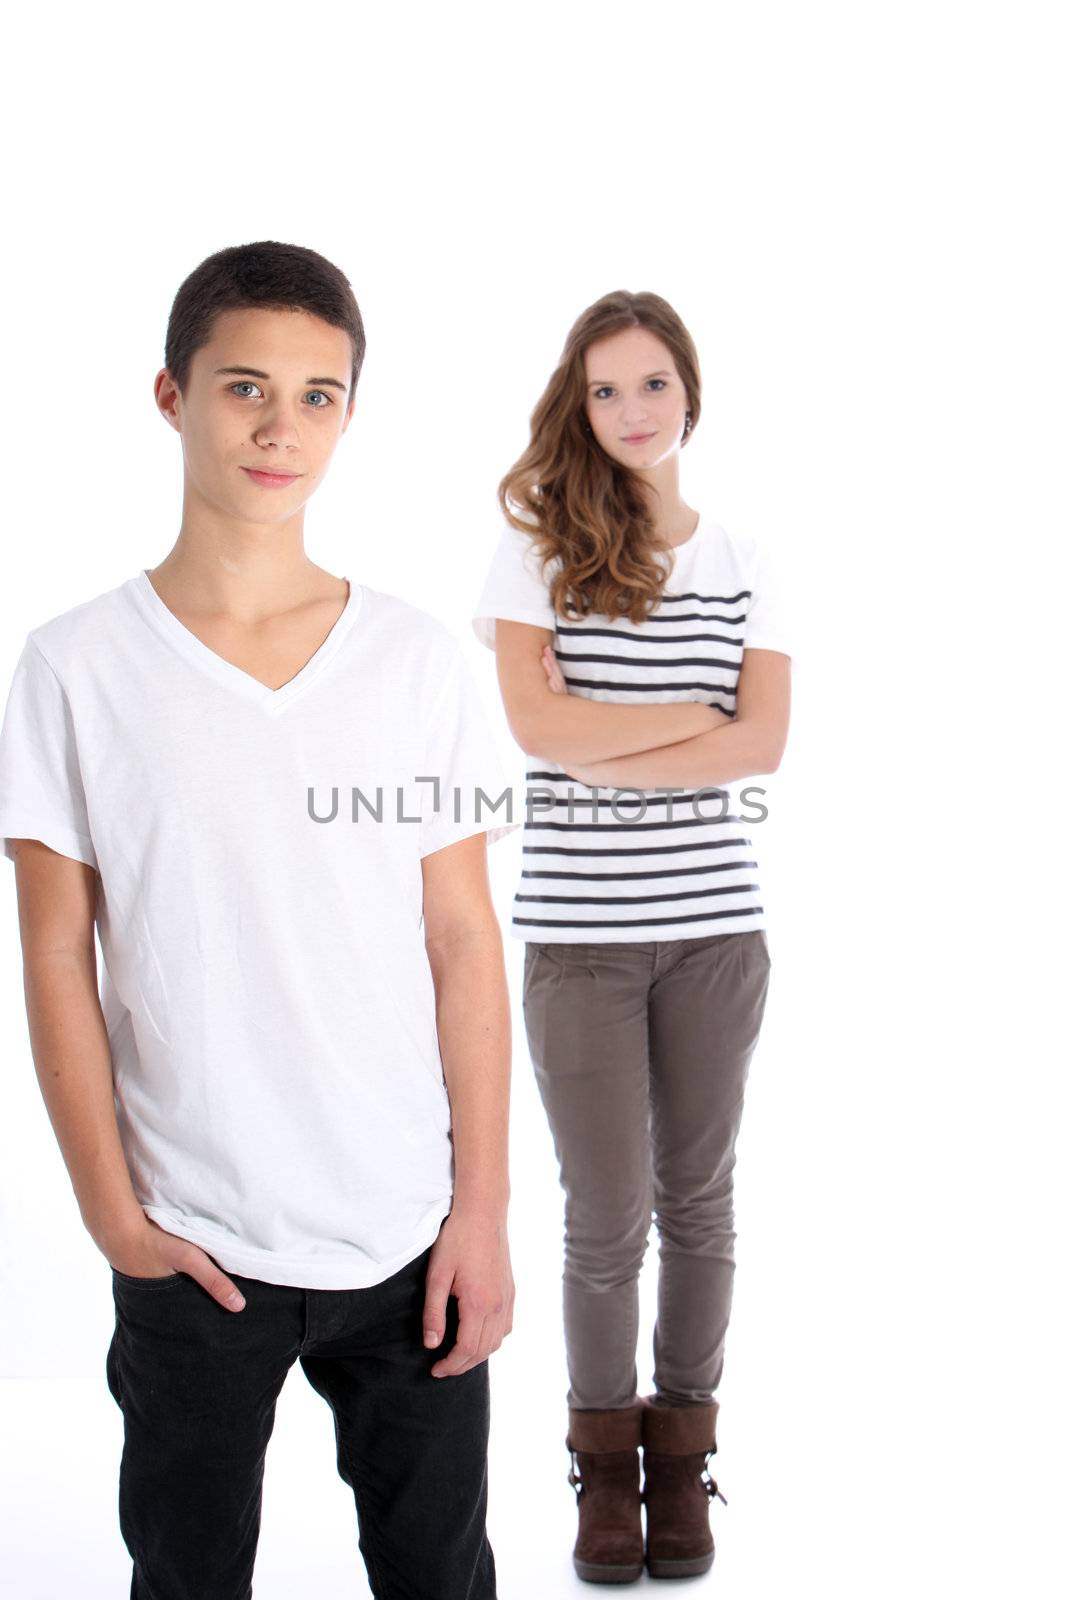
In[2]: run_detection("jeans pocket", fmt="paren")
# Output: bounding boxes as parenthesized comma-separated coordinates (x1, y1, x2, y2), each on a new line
(111, 1267, 185, 1289)
(530, 943, 570, 970)
(523, 943, 568, 1009)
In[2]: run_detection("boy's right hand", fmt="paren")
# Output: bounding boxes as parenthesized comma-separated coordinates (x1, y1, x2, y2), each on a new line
(107, 1219, 246, 1311)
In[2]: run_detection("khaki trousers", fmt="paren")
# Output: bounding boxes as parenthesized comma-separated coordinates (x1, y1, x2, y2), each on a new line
(522, 929, 771, 1410)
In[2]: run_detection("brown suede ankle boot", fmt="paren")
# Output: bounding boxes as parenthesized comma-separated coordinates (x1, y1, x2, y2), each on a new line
(565, 1400, 647, 1584)
(640, 1396, 727, 1579)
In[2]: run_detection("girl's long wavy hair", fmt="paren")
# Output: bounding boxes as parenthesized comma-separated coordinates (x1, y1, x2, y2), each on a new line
(497, 289, 701, 626)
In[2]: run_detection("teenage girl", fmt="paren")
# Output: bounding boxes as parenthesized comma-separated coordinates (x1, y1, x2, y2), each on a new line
(472, 289, 792, 1584)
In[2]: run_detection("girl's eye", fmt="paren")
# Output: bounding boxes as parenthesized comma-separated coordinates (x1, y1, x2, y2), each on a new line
(592, 380, 667, 399)
(231, 381, 262, 398)
(305, 391, 332, 408)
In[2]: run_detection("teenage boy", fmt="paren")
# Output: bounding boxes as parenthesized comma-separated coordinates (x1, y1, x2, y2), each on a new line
(0, 241, 517, 1600)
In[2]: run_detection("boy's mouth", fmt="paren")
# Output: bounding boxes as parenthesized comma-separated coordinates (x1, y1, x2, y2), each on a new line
(240, 467, 303, 488)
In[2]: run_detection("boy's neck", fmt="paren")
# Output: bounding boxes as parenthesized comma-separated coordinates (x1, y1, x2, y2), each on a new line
(148, 502, 343, 619)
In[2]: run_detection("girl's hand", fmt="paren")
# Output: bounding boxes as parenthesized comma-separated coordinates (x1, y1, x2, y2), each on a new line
(541, 644, 567, 694)
(540, 644, 607, 786)
(564, 765, 606, 788)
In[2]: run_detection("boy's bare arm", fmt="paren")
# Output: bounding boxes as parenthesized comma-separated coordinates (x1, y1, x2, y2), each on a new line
(10, 839, 246, 1310)
(12, 841, 145, 1251)
(419, 831, 514, 1379)
(494, 619, 727, 767)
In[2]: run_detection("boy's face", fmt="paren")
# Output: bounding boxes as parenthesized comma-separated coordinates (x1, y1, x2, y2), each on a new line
(155, 306, 356, 525)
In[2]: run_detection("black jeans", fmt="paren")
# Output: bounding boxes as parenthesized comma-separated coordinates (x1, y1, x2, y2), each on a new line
(105, 1242, 497, 1599)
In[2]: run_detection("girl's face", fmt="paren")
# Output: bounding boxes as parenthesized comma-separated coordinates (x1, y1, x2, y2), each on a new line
(581, 325, 690, 470)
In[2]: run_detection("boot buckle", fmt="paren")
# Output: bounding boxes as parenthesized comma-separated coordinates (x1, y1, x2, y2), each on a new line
(567, 1448, 584, 1499)
(701, 1451, 728, 1506)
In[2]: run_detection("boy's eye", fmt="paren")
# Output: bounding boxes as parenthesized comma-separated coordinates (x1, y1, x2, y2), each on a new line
(230, 381, 262, 398)
(305, 391, 332, 408)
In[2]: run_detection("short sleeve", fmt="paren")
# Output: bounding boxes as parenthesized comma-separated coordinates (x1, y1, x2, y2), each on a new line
(471, 521, 558, 649)
(418, 649, 521, 859)
(744, 544, 793, 658)
(0, 636, 99, 870)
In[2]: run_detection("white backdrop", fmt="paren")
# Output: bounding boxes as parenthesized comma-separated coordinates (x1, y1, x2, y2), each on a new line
(1, 2, 1063, 1596)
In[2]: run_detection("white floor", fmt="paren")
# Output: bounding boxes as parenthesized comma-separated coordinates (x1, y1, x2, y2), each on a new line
(0, 1233, 1038, 1600)
(0, 985, 1053, 1595)
(0, 1364, 776, 1599)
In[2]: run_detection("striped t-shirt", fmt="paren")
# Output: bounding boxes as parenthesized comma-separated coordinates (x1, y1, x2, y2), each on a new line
(471, 513, 792, 943)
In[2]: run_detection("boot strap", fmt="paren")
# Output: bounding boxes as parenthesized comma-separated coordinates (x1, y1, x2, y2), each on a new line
(701, 1451, 728, 1506)
(567, 1448, 584, 1501)
(640, 1448, 729, 1507)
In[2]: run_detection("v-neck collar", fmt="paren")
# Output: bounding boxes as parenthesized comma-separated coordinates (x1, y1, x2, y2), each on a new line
(128, 569, 363, 716)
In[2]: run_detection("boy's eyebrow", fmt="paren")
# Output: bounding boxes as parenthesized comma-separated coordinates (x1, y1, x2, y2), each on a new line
(215, 365, 349, 393)
(586, 369, 672, 389)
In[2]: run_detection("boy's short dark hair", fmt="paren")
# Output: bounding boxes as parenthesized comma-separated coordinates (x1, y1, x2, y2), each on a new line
(164, 240, 366, 399)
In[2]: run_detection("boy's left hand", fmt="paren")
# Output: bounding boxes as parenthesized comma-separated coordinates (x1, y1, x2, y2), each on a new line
(422, 1207, 515, 1378)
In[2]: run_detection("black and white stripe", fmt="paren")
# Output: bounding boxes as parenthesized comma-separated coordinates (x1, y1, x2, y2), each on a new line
(514, 585, 765, 940)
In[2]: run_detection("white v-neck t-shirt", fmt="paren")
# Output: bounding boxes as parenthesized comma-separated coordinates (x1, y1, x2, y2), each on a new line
(472, 515, 793, 942)
(0, 571, 518, 1288)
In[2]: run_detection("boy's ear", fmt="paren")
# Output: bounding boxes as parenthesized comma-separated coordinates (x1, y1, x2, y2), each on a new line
(154, 368, 182, 434)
